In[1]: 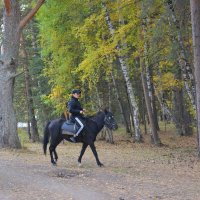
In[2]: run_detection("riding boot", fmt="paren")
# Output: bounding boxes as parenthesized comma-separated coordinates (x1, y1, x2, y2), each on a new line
(70, 136, 76, 143)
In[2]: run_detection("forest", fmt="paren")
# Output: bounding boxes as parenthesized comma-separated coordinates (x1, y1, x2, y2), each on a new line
(1, 0, 200, 199)
(0, 0, 199, 149)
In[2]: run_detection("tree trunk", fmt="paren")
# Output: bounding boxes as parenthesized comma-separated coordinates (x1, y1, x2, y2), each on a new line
(0, 1, 21, 148)
(173, 82, 184, 135)
(142, 16, 160, 132)
(151, 81, 160, 131)
(0, 0, 44, 148)
(141, 60, 161, 145)
(182, 99, 193, 136)
(173, 67, 193, 136)
(96, 86, 102, 108)
(155, 88, 175, 123)
(141, 96, 148, 134)
(27, 120, 31, 140)
(167, 1, 196, 110)
(111, 71, 131, 133)
(144, 42, 160, 131)
(190, 0, 200, 156)
(102, 2, 142, 142)
(106, 128, 114, 144)
(21, 35, 39, 142)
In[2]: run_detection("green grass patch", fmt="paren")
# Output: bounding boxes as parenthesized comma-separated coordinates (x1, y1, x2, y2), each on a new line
(18, 128, 29, 148)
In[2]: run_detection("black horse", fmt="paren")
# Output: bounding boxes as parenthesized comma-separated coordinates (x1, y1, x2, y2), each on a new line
(43, 109, 118, 166)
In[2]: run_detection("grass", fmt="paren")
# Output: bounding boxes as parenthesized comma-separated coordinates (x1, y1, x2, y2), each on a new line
(18, 128, 30, 148)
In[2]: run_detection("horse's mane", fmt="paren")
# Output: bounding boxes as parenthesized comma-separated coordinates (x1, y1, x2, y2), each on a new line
(86, 111, 102, 120)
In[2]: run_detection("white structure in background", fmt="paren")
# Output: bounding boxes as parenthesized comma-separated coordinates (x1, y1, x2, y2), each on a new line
(17, 122, 28, 128)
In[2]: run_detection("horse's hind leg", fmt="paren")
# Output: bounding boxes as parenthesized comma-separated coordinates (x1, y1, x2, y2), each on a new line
(53, 138, 63, 162)
(54, 149, 58, 162)
(49, 144, 57, 165)
(50, 137, 63, 165)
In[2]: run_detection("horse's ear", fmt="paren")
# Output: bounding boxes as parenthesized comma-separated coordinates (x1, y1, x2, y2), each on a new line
(104, 108, 109, 114)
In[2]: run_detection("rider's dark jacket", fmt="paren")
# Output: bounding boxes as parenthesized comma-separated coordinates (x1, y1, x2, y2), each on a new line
(67, 96, 84, 122)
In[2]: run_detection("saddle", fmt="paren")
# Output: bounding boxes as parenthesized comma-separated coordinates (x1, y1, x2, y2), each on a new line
(61, 120, 79, 136)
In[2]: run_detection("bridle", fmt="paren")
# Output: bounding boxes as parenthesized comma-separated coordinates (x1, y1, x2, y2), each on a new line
(104, 114, 116, 130)
(89, 112, 116, 130)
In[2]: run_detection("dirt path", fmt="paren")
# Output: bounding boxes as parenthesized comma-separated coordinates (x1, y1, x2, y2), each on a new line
(1, 137, 200, 200)
(0, 156, 113, 200)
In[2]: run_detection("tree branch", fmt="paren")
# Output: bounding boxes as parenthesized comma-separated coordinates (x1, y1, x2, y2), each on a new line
(19, 0, 45, 30)
(4, 0, 11, 16)
(9, 71, 24, 80)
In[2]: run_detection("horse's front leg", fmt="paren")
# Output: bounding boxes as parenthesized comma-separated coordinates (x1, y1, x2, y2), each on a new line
(78, 143, 88, 166)
(90, 143, 104, 167)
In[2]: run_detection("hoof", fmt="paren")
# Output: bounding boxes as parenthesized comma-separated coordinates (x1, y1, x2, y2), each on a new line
(78, 161, 82, 167)
(98, 163, 104, 167)
(51, 161, 57, 166)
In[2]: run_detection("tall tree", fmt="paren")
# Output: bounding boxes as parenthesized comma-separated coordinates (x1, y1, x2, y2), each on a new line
(102, 2, 142, 142)
(190, 0, 200, 156)
(166, 0, 196, 110)
(141, 59, 161, 145)
(21, 35, 39, 142)
(0, 0, 44, 148)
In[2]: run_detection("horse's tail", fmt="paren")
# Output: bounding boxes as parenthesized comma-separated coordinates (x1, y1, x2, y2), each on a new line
(43, 121, 51, 155)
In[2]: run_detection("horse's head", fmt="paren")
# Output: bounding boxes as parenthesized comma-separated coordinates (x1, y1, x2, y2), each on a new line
(104, 109, 118, 130)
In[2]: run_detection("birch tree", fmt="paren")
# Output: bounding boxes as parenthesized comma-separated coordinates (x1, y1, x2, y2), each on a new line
(111, 70, 131, 133)
(102, 2, 142, 142)
(166, 0, 196, 110)
(141, 59, 161, 145)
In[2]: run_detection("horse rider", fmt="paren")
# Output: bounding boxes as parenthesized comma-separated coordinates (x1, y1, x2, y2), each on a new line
(67, 89, 86, 143)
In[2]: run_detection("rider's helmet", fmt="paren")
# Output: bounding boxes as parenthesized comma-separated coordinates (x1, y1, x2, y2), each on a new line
(72, 89, 81, 94)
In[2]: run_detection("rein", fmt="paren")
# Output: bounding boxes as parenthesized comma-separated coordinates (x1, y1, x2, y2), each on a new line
(88, 113, 105, 131)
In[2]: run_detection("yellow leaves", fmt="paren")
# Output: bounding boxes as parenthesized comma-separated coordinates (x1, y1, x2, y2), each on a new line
(153, 72, 183, 92)
(118, 23, 135, 35)
(132, 50, 142, 59)
(76, 42, 115, 83)
(51, 86, 64, 98)
(159, 60, 173, 69)
(49, 86, 65, 107)
(77, 56, 101, 83)
(44, 85, 70, 114)
(75, 14, 100, 46)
